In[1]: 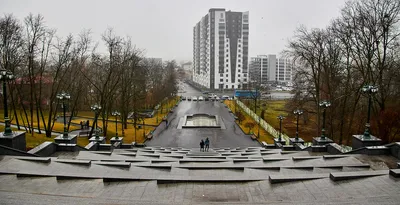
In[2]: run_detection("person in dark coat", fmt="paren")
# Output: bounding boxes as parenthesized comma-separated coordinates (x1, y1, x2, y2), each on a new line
(80, 121, 83, 129)
(86, 120, 89, 129)
(205, 137, 210, 152)
(200, 140, 205, 152)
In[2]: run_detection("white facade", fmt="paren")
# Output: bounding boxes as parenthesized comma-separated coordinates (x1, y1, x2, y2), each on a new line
(249, 55, 293, 84)
(193, 8, 249, 90)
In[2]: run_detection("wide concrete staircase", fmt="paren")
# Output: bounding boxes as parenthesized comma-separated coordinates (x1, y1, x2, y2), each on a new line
(0, 146, 398, 183)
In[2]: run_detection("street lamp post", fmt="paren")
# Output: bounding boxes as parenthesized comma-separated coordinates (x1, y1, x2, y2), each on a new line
(319, 101, 331, 140)
(277, 115, 285, 142)
(362, 85, 378, 139)
(90, 104, 102, 139)
(0, 70, 14, 136)
(56, 92, 71, 138)
(111, 111, 120, 139)
(293, 109, 303, 141)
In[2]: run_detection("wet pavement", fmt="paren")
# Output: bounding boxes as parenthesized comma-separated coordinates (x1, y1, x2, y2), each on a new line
(147, 83, 259, 148)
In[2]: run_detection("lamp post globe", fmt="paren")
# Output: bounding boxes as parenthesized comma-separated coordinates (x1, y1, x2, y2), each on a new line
(90, 104, 102, 139)
(56, 92, 71, 138)
(0, 70, 15, 136)
(111, 111, 121, 139)
(362, 85, 378, 138)
(319, 101, 331, 140)
(293, 109, 303, 141)
(277, 115, 285, 142)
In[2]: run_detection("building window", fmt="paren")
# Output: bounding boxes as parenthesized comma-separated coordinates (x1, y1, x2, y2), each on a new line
(220, 73, 223, 77)
(238, 44, 241, 48)
(232, 85, 234, 88)
(238, 49, 241, 52)
(220, 13, 224, 18)
(226, 79, 228, 82)
(238, 74, 241, 77)
(238, 59, 241, 62)
(226, 49, 228, 52)
(220, 79, 223, 82)
(226, 59, 228, 62)
(238, 54, 241, 57)
(238, 64, 241, 67)
(226, 44, 229, 47)
(238, 39, 241, 42)
(238, 69, 241, 72)
(226, 65, 228, 68)
(226, 85, 228, 88)
(244, 78, 247, 82)
(238, 79, 241, 82)
(226, 74, 228, 77)
(226, 39, 228, 42)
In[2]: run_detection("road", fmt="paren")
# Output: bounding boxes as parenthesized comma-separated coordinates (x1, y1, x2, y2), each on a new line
(146, 83, 259, 148)
(178, 82, 293, 99)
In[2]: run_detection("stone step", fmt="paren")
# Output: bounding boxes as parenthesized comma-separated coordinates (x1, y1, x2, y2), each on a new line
(241, 152, 261, 156)
(93, 161, 131, 168)
(135, 164, 172, 170)
(292, 156, 322, 161)
(323, 155, 350, 159)
(54, 159, 91, 165)
(138, 154, 160, 158)
(263, 157, 289, 162)
(117, 153, 137, 157)
(177, 165, 244, 170)
(329, 170, 388, 181)
(15, 157, 51, 163)
(139, 150, 155, 153)
(269, 173, 328, 184)
(179, 159, 228, 163)
(186, 152, 220, 156)
(233, 159, 262, 163)
(389, 169, 400, 178)
(89, 151, 112, 155)
(150, 159, 177, 163)
(280, 151, 300, 155)
(163, 155, 184, 159)
(185, 156, 227, 159)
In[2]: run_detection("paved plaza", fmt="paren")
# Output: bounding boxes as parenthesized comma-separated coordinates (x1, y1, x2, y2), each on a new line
(146, 83, 259, 148)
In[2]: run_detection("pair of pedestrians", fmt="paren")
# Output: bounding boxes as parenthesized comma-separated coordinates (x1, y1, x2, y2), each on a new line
(200, 138, 210, 152)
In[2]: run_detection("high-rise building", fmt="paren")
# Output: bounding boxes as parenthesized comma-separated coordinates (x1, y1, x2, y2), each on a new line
(249, 55, 293, 84)
(193, 8, 249, 90)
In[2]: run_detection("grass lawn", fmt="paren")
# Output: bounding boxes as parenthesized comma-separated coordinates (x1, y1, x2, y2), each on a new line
(241, 99, 319, 142)
(0, 110, 78, 132)
(225, 100, 275, 144)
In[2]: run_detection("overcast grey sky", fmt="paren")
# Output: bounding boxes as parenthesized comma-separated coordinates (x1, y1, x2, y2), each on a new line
(0, 0, 347, 62)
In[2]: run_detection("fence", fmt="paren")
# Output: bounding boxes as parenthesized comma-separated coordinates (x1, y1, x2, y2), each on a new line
(236, 99, 290, 144)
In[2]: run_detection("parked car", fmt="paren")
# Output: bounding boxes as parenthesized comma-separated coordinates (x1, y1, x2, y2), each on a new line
(188, 97, 192, 101)
(221, 95, 229, 100)
(198, 96, 204, 101)
(192, 96, 198, 101)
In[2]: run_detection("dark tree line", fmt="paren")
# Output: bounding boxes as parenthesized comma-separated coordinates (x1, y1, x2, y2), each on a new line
(285, 0, 400, 144)
(0, 14, 178, 138)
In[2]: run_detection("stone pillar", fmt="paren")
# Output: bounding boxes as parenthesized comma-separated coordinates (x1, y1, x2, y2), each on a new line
(0, 131, 26, 151)
(313, 137, 333, 146)
(89, 136, 106, 144)
(352, 135, 381, 149)
(289, 138, 305, 145)
(110, 137, 123, 145)
(54, 134, 77, 144)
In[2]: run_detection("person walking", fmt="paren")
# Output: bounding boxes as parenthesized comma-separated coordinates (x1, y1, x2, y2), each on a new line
(205, 138, 210, 152)
(80, 121, 83, 129)
(86, 120, 89, 129)
(200, 139, 205, 152)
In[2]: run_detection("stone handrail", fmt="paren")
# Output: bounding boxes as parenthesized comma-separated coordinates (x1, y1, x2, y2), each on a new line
(236, 99, 290, 144)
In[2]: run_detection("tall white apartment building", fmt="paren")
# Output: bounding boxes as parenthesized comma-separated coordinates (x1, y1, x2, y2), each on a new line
(193, 8, 249, 90)
(249, 55, 293, 84)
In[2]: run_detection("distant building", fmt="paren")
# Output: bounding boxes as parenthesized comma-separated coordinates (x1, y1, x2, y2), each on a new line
(193, 8, 249, 90)
(249, 55, 293, 84)
(181, 62, 192, 71)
